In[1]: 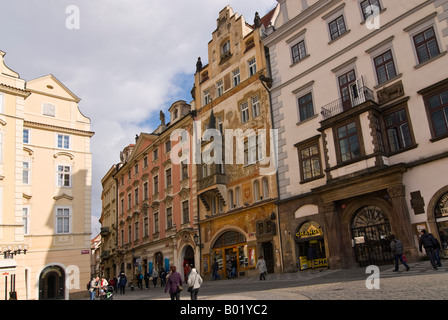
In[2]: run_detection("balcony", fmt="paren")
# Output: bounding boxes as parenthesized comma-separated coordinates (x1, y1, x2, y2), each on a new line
(321, 86, 375, 120)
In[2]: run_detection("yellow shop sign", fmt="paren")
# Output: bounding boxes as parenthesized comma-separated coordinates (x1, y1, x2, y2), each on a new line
(296, 224, 322, 239)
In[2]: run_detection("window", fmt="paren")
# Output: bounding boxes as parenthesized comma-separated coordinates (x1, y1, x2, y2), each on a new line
(23, 161, 31, 185)
(181, 160, 188, 180)
(235, 187, 241, 207)
(165, 168, 172, 187)
(56, 207, 71, 234)
(153, 148, 158, 161)
(23, 129, 30, 144)
(153, 175, 159, 194)
(165, 141, 171, 153)
(222, 40, 231, 56)
(204, 90, 211, 106)
(329, 16, 347, 41)
(57, 165, 71, 187)
(426, 88, 448, 138)
(217, 80, 224, 97)
(128, 193, 132, 210)
(291, 40, 306, 64)
(233, 69, 240, 87)
(252, 96, 260, 118)
(143, 182, 149, 200)
(128, 225, 132, 243)
(298, 92, 314, 122)
(413, 27, 440, 64)
(144, 217, 149, 237)
(384, 109, 413, 152)
(228, 190, 234, 209)
(43, 103, 56, 117)
(182, 201, 190, 224)
(240, 101, 249, 123)
(360, 0, 381, 21)
(298, 143, 322, 181)
(120, 198, 124, 215)
(134, 188, 139, 205)
(143, 156, 148, 167)
(23, 207, 30, 235)
(244, 136, 257, 165)
(57, 134, 70, 149)
(154, 212, 159, 233)
(134, 221, 139, 240)
(374, 50, 397, 84)
(337, 122, 361, 162)
(166, 207, 173, 229)
(134, 163, 139, 175)
(248, 58, 257, 77)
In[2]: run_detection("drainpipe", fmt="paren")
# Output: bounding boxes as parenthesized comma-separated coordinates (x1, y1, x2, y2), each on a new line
(259, 64, 285, 274)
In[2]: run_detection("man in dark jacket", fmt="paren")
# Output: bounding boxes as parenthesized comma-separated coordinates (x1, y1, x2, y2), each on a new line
(419, 229, 438, 270)
(390, 234, 410, 272)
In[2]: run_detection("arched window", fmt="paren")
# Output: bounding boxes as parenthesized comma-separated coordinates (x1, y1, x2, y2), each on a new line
(228, 190, 234, 209)
(262, 177, 269, 199)
(213, 231, 246, 248)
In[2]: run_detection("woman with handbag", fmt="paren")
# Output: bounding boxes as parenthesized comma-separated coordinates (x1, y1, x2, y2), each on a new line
(187, 268, 203, 300)
(165, 265, 183, 300)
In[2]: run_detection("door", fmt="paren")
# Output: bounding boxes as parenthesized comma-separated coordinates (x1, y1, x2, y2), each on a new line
(39, 266, 65, 300)
(338, 70, 356, 111)
(350, 76, 365, 107)
(351, 206, 393, 267)
(262, 242, 275, 273)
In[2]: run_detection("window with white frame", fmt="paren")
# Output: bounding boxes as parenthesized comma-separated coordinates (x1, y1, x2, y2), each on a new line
(23, 161, 31, 185)
(23, 207, 30, 235)
(360, 0, 381, 21)
(240, 101, 249, 123)
(57, 134, 70, 149)
(233, 69, 240, 87)
(328, 15, 347, 41)
(217, 80, 224, 97)
(204, 90, 211, 106)
(248, 58, 257, 77)
(57, 165, 71, 187)
(23, 129, 30, 144)
(56, 207, 71, 234)
(291, 40, 307, 64)
(252, 95, 260, 118)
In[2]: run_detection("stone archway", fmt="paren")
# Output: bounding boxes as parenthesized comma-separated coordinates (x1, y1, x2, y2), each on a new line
(38, 265, 65, 300)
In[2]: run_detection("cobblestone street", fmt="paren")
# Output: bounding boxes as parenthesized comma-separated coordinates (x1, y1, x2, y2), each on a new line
(87, 260, 448, 301)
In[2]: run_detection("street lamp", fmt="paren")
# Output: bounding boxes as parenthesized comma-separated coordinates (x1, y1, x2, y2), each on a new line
(193, 233, 203, 248)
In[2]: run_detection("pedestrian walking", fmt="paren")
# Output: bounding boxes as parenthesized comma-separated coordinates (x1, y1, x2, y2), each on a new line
(256, 255, 267, 280)
(419, 229, 438, 270)
(160, 268, 167, 287)
(230, 257, 237, 278)
(389, 234, 410, 272)
(137, 272, 143, 289)
(165, 265, 183, 300)
(430, 234, 443, 267)
(212, 258, 220, 281)
(88, 276, 99, 300)
(152, 268, 159, 287)
(118, 272, 127, 294)
(187, 267, 203, 300)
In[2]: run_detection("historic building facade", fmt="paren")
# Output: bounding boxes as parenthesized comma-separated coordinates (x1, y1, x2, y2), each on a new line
(263, 0, 448, 271)
(0, 51, 94, 299)
(192, 6, 282, 278)
(107, 101, 198, 282)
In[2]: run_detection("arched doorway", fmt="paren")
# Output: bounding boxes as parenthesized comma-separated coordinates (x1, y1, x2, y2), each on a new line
(39, 266, 65, 300)
(351, 205, 393, 266)
(295, 221, 327, 270)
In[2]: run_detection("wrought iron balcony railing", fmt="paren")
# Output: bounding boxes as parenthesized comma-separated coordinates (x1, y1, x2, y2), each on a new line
(321, 86, 375, 120)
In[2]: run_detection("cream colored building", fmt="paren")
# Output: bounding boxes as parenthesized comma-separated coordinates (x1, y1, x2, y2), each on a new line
(0, 51, 94, 300)
(263, 0, 448, 271)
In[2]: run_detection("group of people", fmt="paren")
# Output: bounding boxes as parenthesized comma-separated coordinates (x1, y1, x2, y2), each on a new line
(136, 268, 168, 289)
(390, 229, 444, 272)
(165, 264, 203, 300)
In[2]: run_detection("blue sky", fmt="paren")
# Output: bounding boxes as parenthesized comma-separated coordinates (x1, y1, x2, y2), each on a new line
(0, 0, 277, 236)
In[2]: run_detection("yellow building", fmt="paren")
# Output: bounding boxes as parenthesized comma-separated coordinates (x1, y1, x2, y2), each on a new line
(193, 6, 282, 278)
(0, 51, 94, 300)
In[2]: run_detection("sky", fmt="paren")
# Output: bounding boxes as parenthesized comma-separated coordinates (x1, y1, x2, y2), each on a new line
(0, 0, 277, 237)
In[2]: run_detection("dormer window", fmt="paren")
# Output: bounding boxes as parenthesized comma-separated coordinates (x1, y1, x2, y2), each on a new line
(173, 109, 178, 120)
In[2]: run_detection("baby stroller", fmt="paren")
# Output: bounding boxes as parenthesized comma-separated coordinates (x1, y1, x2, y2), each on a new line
(100, 286, 114, 300)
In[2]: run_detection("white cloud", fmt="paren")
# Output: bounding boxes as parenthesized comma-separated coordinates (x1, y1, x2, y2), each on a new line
(0, 0, 277, 238)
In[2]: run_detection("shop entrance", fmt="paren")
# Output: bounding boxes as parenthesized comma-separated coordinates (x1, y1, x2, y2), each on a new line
(295, 221, 327, 270)
(435, 192, 448, 256)
(39, 266, 65, 300)
(351, 205, 393, 267)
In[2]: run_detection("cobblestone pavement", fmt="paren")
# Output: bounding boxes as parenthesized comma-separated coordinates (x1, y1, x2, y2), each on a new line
(87, 260, 448, 301)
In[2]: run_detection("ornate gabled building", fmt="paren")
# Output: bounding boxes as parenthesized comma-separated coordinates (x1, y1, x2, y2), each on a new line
(105, 100, 198, 282)
(263, 0, 448, 271)
(192, 6, 282, 278)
